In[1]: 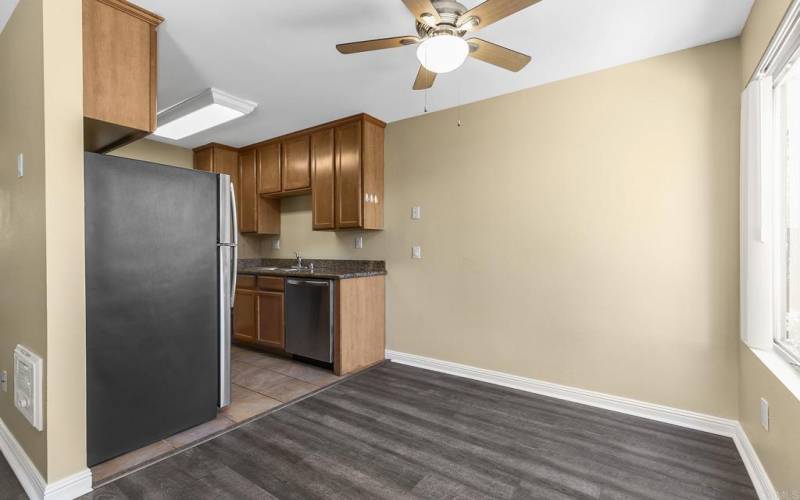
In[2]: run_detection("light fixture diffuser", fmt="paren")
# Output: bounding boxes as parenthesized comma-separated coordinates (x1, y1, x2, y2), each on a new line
(416, 34, 469, 74)
(153, 88, 257, 140)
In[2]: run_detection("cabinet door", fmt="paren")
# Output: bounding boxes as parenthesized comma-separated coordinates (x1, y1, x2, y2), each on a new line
(233, 290, 257, 344)
(194, 148, 213, 172)
(83, 0, 159, 132)
(335, 121, 363, 228)
(311, 128, 335, 230)
(282, 135, 311, 192)
(238, 149, 257, 233)
(257, 292, 285, 349)
(257, 143, 282, 194)
(214, 148, 240, 220)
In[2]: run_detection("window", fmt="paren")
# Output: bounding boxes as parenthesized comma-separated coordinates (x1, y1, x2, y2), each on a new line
(775, 66, 800, 365)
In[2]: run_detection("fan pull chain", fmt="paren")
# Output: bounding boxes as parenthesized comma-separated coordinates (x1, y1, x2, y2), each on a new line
(424, 50, 429, 113)
(457, 67, 462, 127)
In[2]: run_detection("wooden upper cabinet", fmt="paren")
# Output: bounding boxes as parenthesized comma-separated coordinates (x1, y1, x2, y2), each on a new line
(311, 129, 335, 230)
(195, 113, 384, 235)
(82, 0, 162, 152)
(193, 144, 241, 224)
(335, 121, 363, 229)
(361, 118, 385, 231)
(257, 143, 282, 195)
(194, 147, 213, 172)
(239, 148, 281, 235)
(282, 135, 311, 192)
(238, 149, 258, 233)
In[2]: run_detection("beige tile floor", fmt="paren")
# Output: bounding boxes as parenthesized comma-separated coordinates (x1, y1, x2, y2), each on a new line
(91, 345, 343, 486)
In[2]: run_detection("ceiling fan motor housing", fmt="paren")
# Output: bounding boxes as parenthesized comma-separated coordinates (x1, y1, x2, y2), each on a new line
(417, 0, 472, 38)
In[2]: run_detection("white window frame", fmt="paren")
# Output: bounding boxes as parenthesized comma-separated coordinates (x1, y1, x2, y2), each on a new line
(746, 0, 800, 378)
(771, 73, 800, 368)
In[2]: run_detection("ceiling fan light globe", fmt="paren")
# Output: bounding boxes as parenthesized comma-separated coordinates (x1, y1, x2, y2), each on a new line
(416, 34, 469, 74)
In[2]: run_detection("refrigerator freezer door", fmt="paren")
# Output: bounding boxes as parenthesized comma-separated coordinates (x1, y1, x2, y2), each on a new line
(85, 153, 220, 466)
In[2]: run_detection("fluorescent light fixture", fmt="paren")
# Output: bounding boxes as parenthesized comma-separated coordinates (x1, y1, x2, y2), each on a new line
(153, 88, 257, 140)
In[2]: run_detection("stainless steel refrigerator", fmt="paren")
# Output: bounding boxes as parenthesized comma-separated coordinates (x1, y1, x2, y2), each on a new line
(84, 152, 236, 466)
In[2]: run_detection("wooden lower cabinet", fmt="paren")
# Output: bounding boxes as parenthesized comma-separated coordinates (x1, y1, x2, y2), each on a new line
(233, 289, 257, 344)
(234, 274, 385, 376)
(234, 277, 285, 350)
(257, 292, 285, 349)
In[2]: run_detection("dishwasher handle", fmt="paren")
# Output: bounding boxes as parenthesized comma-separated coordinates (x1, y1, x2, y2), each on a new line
(287, 279, 330, 287)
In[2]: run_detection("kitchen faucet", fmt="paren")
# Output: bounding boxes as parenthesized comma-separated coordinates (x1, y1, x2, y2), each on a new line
(294, 251, 303, 269)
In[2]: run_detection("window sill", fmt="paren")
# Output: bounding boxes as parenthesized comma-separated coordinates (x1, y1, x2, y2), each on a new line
(749, 345, 800, 402)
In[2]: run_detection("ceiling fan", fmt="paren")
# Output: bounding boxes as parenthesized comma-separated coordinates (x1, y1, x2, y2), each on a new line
(336, 0, 541, 90)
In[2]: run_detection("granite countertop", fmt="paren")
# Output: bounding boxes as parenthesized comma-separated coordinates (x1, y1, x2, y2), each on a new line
(238, 259, 386, 280)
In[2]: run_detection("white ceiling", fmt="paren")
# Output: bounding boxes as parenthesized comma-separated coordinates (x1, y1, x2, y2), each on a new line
(137, 0, 755, 149)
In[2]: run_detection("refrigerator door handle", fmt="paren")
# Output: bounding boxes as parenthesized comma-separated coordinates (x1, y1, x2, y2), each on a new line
(230, 182, 239, 308)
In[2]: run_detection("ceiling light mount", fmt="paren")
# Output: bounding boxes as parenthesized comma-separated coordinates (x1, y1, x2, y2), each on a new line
(153, 88, 257, 140)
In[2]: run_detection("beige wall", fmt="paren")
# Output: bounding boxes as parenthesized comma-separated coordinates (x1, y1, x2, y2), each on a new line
(739, 346, 800, 496)
(41, 0, 86, 482)
(0, 0, 49, 476)
(739, 1, 800, 496)
(0, 0, 85, 483)
(266, 39, 742, 418)
(741, 0, 792, 85)
(110, 138, 194, 169)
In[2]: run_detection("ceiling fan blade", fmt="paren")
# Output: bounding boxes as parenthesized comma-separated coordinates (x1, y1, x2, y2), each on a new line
(336, 36, 420, 54)
(467, 38, 531, 72)
(402, 0, 441, 26)
(458, 0, 542, 32)
(413, 65, 437, 90)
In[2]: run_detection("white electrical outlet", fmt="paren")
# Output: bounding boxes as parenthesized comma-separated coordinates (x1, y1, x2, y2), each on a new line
(17, 153, 24, 178)
(0, 370, 7, 392)
(272, 239, 280, 250)
(412, 206, 422, 220)
(14, 345, 43, 431)
(760, 398, 769, 431)
(412, 246, 422, 259)
(355, 236, 363, 249)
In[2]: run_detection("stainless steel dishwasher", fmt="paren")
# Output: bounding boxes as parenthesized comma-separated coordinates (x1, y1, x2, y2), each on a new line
(285, 278, 333, 363)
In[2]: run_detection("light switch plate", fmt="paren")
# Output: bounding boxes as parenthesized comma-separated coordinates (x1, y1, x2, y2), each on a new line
(17, 153, 23, 178)
(14, 345, 43, 431)
(412, 206, 422, 220)
(272, 238, 280, 250)
(0, 370, 6, 392)
(412, 246, 422, 259)
(760, 398, 769, 431)
(355, 236, 363, 249)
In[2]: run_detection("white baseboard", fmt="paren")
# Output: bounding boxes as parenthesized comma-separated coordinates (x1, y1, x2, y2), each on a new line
(0, 418, 92, 500)
(386, 349, 778, 500)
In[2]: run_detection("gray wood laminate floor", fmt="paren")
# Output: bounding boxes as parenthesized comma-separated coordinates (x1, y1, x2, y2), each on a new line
(82, 362, 757, 499)
(0, 450, 26, 500)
